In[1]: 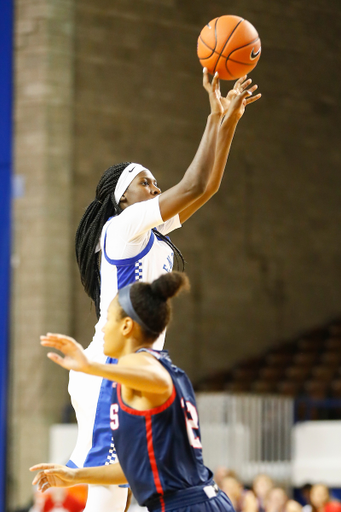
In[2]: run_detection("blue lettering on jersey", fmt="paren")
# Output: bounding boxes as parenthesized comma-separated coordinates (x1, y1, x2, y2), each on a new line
(163, 252, 174, 273)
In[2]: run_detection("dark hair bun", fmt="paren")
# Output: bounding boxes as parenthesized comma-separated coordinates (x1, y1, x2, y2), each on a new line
(150, 271, 190, 301)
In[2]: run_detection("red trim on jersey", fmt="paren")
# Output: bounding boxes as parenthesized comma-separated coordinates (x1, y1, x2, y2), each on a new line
(160, 496, 165, 512)
(145, 414, 165, 512)
(117, 383, 176, 416)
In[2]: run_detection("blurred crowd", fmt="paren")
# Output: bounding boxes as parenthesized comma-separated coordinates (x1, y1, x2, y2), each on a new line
(15, 485, 88, 512)
(214, 469, 341, 512)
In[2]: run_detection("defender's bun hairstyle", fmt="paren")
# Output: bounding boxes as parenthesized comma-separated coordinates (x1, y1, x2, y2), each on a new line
(127, 272, 190, 340)
(150, 271, 189, 301)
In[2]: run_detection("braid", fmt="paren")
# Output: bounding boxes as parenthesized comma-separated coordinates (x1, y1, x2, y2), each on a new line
(75, 162, 185, 319)
(75, 162, 130, 318)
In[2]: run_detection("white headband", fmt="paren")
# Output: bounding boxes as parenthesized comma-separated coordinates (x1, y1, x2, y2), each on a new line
(114, 163, 149, 204)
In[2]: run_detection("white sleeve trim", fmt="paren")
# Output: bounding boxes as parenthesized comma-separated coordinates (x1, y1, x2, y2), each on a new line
(103, 196, 163, 260)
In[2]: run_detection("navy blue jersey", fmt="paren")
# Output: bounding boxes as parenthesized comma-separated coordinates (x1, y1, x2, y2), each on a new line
(110, 349, 214, 508)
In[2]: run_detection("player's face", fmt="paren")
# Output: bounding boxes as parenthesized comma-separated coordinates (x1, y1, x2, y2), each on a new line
(102, 299, 126, 358)
(120, 170, 161, 209)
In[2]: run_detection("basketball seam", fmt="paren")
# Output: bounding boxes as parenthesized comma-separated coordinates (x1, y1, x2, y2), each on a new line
(213, 18, 244, 75)
(198, 18, 219, 62)
(199, 50, 258, 67)
(224, 60, 235, 80)
(228, 58, 257, 67)
(223, 36, 260, 78)
(198, 36, 216, 60)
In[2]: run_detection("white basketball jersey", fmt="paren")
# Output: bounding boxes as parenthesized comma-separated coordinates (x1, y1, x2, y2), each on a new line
(68, 196, 181, 468)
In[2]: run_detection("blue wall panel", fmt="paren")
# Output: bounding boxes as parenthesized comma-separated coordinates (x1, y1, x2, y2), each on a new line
(0, 0, 13, 509)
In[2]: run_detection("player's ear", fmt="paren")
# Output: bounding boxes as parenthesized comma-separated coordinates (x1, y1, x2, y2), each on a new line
(121, 317, 134, 336)
(119, 193, 127, 204)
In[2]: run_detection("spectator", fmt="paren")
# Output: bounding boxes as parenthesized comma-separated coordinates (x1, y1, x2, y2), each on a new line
(221, 476, 244, 512)
(221, 475, 259, 512)
(310, 484, 341, 512)
(286, 501, 303, 512)
(300, 484, 313, 512)
(253, 474, 275, 512)
(243, 489, 260, 512)
(214, 466, 232, 488)
(43, 488, 84, 512)
(264, 487, 288, 512)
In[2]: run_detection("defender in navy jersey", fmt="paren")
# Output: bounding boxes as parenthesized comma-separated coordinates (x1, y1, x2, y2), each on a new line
(31, 272, 236, 512)
(111, 349, 213, 508)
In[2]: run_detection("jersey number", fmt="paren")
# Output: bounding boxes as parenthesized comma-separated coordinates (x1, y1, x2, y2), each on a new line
(110, 403, 119, 430)
(182, 400, 202, 449)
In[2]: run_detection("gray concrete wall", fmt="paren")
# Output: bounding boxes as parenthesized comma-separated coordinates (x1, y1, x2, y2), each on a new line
(10, 0, 74, 507)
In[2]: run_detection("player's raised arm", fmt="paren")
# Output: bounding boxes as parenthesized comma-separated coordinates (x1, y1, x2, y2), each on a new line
(179, 73, 261, 223)
(157, 70, 223, 222)
(30, 462, 128, 492)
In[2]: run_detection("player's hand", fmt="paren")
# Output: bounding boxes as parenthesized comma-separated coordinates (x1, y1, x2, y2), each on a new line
(203, 68, 224, 116)
(30, 463, 77, 492)
(40, 333, 90, 372)
(223, 75, 261, 121)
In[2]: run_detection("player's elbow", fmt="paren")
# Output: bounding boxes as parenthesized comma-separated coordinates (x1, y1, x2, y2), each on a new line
(205, 181, 221, 197)
(189, 179, 207, 199)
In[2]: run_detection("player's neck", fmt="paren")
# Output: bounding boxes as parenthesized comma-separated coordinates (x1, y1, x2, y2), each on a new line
(122, 338, 154, 356)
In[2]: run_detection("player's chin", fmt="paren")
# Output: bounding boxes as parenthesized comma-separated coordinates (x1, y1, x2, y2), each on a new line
(103, 340, 111, 357)
(103, 341, 119, 359)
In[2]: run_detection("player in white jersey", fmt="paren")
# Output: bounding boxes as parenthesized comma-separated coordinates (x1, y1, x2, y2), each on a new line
(67, 71, 261, 512)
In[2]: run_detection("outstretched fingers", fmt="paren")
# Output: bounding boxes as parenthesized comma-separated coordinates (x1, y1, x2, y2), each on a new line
(32, 471, 49, 492)
(210, 71, 220, 92)
(40, 338, 65, 350)
(44, 333, 74, 343)
(31, 466, 55, 492)
(245, 92, 262, 105)
(233, 75, 247, 88)
(40, 333, 76, 351)
(47, 352, 67, 366)
(203, 68, 224, 115)
(37, 473, 53, 493)
(243, 84, 261, 105)
(203, 68, 220, 92)
(202, 67, 210, 91)
(233, 76, 251, 92)
(30, 463, 72, 492)
(30, 463, 58, 472)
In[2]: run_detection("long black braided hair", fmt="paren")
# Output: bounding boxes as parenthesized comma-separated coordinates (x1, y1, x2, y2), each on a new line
(75, 162, 185, 319)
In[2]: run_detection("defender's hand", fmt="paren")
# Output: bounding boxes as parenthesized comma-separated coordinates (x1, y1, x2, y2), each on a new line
(30, 464, 77, 493)
(40, 333, 90, 372)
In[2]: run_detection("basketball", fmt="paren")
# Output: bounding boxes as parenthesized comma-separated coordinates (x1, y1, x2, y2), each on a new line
(197, 15, 261, 80)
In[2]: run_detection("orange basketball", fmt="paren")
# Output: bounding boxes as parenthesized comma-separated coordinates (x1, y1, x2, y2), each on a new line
(197, 15, 261, 80)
